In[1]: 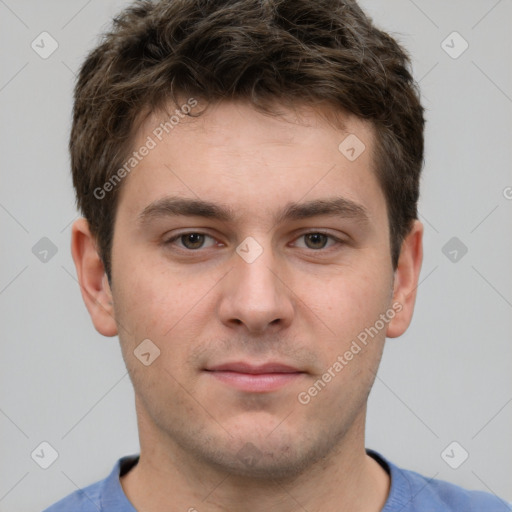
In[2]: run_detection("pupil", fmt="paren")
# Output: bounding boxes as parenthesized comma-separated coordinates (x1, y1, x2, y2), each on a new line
(184, 233, 204, 249)
(307, 233, 327, 249)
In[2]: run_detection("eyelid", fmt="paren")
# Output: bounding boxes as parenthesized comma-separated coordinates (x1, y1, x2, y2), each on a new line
(163, 229, 346, 251)
(290, 230, 345, 250)
(164, 231, 219, 249)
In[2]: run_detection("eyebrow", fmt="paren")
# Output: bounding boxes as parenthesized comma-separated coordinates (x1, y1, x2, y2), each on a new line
(137, 195, 371, 227)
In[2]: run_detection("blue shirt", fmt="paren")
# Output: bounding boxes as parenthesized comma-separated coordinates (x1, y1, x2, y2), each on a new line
(43, 450, 510, 511)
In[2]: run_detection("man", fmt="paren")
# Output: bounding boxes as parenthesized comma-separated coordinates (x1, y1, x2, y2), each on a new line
(44, 0, 509, 510)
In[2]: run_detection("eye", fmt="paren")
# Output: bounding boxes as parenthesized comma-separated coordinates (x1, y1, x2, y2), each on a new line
(163, 231, 343, 252)
(164, 232, 218, 250)
(293, 232, 342, 250)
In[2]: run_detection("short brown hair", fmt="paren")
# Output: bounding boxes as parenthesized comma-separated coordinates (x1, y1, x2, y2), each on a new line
(71, 0, 425, 281)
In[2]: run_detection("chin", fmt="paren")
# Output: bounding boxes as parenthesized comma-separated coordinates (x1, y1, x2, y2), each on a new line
(197, 426, 335, 481)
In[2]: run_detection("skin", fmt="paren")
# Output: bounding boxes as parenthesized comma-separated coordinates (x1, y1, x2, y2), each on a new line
(72, 100, 423, 512)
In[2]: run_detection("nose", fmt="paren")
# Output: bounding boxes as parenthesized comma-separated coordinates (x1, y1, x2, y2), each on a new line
(217, 243, 295, 334)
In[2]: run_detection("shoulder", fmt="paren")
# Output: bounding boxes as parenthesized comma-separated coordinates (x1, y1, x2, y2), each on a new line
(41, 455, 139, 512)
(368, 450, 511, 512)
(42, 480, 103, 511)
(400, 467, 510, 511)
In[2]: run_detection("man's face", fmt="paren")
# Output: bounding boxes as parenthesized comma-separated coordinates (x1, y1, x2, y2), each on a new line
(107, 101, 402, 477)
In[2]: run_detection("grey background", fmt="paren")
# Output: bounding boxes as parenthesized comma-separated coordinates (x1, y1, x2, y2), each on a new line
(0, 0, 511, 510)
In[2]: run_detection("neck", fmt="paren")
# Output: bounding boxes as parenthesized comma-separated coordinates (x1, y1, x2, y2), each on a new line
(120, 407, 390, 512)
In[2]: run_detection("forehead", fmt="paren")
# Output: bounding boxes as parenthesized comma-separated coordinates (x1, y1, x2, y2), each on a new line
(116, 100, 386, 228)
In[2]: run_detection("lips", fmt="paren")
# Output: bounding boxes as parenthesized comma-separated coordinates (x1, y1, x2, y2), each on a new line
(204, 361, 305, 393)
(206, 362, 302, 374)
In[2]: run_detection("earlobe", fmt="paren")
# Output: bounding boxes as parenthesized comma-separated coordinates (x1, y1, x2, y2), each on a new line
(386, 220, 423, 338)
(71, 218, 118, 337)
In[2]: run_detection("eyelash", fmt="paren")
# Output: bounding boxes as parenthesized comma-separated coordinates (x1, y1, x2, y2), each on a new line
(163, 231, 345, 252)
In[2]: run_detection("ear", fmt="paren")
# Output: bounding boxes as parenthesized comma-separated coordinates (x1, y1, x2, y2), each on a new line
(386, 220, 423, 338)
(71, 218, 118, 337)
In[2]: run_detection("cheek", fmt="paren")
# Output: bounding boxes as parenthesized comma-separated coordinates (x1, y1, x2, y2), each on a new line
(113, 253, 187, 332)
(303, 267, 391, 408)
(312, 263, 393, 341)
(112, 257, 219, 372)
